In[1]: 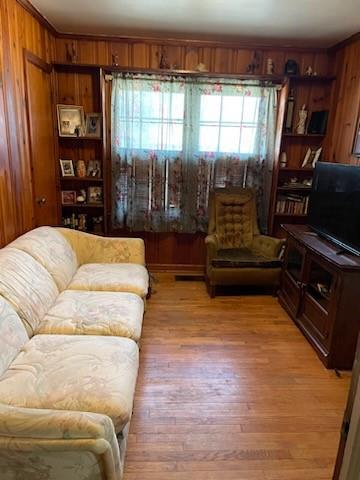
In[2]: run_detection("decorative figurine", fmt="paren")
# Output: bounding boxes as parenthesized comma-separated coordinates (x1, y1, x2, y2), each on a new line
(296, 104, 308, 134)
(279, 152, 287, 168)
(247, 50, 261, 74)
(305, 65, 313, 76)
(159, 47, 170, 69)
(195, 63, 208, 72)
(66, 42, 77, 63)
(266, 58, 274, 75)
(112, 53, 119, 67)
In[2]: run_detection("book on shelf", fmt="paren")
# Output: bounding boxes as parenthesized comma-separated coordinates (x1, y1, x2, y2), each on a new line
(276, 194, 310, 215)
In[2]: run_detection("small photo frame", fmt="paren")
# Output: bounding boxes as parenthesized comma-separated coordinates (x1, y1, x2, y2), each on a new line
(61, 190, 77, 205)
(301, 147, 322, 168)
(57, 105, 85, 137)
(87, 160, 101, 178)
(88, 186, 103, 204)
(85, 113, 101, 138)
(59, 159, 75, 177)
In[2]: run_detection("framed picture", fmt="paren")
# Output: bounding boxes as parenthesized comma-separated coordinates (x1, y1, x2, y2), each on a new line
(59, 159, 75, 177)
(85, 113, 101, 138)
(57, 105, 85, 137)
(61, 190, 77, 205)
(301, 147, 322, 168)
(352, 112, 360, 156)
(87, 186, 103, 204)
(87, 160, 101, 178)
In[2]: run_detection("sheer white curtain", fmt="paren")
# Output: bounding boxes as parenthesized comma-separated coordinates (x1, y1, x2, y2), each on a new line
(111, 74, 278, 233)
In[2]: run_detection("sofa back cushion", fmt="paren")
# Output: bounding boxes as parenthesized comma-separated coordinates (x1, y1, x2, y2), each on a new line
(0, 297, 28, 377)
(8, 227, 78, 291)
(0, 248, 59, 337)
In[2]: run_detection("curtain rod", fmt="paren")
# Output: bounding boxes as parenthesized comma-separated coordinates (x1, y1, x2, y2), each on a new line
(105, 66, 285, 85)
(111, 71, 281, 88)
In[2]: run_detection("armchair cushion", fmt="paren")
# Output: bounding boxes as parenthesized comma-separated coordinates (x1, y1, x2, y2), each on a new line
(0, 335, 139, 433)
(67, 263, 149, 298)
(38, 290, 144, 341)
(251, 235, 285, 259)
(211, 248, 282, 269)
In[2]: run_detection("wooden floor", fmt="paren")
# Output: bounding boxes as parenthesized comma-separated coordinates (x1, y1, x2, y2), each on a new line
(124, 273, 351, 480)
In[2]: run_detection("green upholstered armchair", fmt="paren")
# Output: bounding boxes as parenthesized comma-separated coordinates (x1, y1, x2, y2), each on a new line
(205, 188, 285, 297)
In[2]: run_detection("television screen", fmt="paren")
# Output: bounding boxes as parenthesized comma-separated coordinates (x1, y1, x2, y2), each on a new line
(308, 162, 360, 256)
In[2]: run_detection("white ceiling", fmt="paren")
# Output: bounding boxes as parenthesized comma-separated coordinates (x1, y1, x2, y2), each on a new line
(31, 0, 360, 47)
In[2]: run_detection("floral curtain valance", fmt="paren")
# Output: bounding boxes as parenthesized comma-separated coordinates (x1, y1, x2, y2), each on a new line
(111, 73, 278, 233)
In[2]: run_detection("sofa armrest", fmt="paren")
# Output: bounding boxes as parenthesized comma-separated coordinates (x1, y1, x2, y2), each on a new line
(205, 234, 219, 261)
(0, 404, 121, 479)
(57, 228, 145, 266)
(251, 235, 285, 259)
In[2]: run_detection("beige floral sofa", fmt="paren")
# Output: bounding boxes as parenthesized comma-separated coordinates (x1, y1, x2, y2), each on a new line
(0, 227, 149, 479)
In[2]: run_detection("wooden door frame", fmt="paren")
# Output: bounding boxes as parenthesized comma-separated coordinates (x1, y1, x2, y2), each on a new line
(23, 49, 60, 225)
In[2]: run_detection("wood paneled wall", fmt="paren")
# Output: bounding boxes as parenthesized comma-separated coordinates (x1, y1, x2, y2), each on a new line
(0, 0, 55, 247)
(1, 1, 359, 267)
(324, 37, 360, 165)
(55, 36, 331, 76)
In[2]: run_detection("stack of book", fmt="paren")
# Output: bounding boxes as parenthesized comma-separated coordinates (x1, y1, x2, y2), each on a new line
(276, 194, 310, 215)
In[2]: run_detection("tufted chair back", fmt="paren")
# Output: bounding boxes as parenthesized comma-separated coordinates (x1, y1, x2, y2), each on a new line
(208, 188, 260, 249)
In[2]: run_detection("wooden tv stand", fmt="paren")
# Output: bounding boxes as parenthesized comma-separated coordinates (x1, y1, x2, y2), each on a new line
(279, 224, 360, 369)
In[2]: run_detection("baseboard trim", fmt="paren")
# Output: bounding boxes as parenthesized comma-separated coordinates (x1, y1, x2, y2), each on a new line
(148, 263, 205, 274)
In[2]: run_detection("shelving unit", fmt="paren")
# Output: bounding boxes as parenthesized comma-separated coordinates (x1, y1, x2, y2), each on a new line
(269, 74, 335, 237)
(54, 63, 108, 235)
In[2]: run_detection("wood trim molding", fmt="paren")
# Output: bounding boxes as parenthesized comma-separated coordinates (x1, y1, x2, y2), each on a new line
(16, 0, 57, 35)
(330, 31, 360, 52)
(17, 0, 333, 53)
(57, 31, 329, 53)
(148, 263, 205, 273)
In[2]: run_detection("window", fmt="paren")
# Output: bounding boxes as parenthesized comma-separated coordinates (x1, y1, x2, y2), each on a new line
(199, 94, 260, 155)
(111, 74, 277, 233)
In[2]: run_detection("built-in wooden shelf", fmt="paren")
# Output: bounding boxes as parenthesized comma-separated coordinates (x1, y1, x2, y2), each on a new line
(279, 167, 314, 173)
(277, 186, 312, 191)
(287, 75, 336, 83)
(58, 136, 102, 141)
(275, 213, 308, 217)
(283, 133, 326, 138)
(61, 177, 103, 183)
(62, 203, 104, 208)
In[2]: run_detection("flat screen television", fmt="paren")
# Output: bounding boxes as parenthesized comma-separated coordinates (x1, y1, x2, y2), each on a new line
(308, 162, 360, 256)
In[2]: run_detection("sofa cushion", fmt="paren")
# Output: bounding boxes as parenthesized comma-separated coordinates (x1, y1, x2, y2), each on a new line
(0, 248, 59, 337)
(67, 263, 149, 298)
(0, 335, 139, 433)
(212, 248, 282, 268)
(8, 226, 78, 291)
(38, 290, 144, 341)
(0, 298, 29, 377)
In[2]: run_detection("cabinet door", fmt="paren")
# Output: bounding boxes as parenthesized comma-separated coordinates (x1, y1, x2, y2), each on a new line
(300, 255, 338, 349)
(280, 237, 306, 317)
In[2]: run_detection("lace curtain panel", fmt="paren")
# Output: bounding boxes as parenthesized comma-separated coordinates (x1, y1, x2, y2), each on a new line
(111, 74, 278, 233)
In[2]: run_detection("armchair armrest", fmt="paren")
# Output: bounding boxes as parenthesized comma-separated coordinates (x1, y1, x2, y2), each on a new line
(0, 404, 121, 479)
(57, 228, 145, 266)
(251, 235, 285, 259)
(205, 234, 219, 260)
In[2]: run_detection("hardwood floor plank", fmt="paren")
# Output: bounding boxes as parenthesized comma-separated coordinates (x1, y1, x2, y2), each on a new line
(123, 273, 350, 480)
